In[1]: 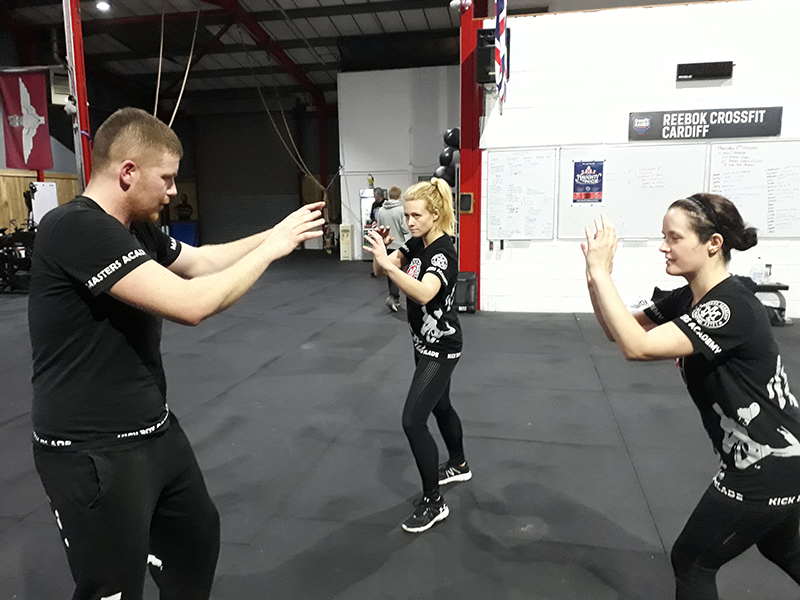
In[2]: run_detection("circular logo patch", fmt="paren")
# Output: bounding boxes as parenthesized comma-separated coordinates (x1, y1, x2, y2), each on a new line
(431, 253, 448, 270)
(406, 258, 422, 280)
(692, 300, 731, 329)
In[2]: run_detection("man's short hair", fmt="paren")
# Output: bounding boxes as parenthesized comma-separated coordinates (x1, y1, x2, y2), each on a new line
(388, 186, 402, 199)
(373, 187, 385, 199)
(92, 107, 183, 173)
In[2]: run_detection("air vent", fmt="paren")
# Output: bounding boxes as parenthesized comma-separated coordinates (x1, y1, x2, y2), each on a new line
(50, 70, 70, 105)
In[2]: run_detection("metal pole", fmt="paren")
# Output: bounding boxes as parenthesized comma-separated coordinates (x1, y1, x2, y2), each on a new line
(62, 0, 92, 190)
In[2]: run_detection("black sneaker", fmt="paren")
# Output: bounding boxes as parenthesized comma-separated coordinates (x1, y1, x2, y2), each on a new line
(438, 461, 472, 485)
(385, 295, 399, 312)
(401, 494, 449, 533)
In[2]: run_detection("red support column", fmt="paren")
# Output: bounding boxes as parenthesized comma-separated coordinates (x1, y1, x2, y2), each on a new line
(36, 170, 45, 182)
(459, 0, 487, 308)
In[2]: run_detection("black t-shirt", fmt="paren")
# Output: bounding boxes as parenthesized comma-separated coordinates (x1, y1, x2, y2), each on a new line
(644, 276, 800, 506)
(398, 235, 463, 362)
(28, 196, 182, 450)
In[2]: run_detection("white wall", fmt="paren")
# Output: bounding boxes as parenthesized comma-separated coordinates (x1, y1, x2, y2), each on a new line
(480, 0, 800, 317)
(338, 65, 460, 259)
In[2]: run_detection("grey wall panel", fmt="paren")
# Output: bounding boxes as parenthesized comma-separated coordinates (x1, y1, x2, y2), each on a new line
(200, 194, 299, 245)
(193, 112, 301, 243)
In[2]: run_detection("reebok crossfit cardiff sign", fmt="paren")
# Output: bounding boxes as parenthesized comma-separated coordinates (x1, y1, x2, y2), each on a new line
(629, 107, 782, 141)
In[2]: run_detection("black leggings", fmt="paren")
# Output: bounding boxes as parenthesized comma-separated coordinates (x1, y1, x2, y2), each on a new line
(387, 276, 399, 299)
(33, 416, 220, 600)
(402, 354, 465, 495)
(671, 486, 800, 600)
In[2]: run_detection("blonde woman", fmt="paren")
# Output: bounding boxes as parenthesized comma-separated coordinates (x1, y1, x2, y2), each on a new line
(364, 178, 471, 533)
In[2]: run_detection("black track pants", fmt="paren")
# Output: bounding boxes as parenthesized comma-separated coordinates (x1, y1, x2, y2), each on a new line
(671, 486, 800, 600)
(33, 416, 220, 600)
(387, 277, 400, 300)
(402, 354, 465, 495)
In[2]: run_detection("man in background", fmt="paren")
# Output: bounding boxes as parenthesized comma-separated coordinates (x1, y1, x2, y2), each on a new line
(377, 185, 410, 312)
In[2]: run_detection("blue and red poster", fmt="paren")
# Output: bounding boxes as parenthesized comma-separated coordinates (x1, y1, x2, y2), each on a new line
(573, 161, 603, 202)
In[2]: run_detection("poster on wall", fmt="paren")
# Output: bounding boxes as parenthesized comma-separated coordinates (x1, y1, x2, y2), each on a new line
(573, 161, 604, 203)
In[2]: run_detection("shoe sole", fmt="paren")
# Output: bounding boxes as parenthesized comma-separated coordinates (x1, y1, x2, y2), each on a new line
(438, 471, 473, 485)
(401, 504, 450, 533)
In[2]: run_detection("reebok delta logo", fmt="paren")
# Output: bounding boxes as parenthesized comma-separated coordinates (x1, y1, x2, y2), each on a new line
(692, 300, 731, 329)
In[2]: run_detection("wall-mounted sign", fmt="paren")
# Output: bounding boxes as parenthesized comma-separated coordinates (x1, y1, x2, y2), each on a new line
(573, 161, 604, 203)
(629, 107, 782, 141)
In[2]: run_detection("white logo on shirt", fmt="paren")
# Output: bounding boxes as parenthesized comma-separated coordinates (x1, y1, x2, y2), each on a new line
(169, 237, 178, 250)
(420, 305, 457, 344)
(406, 258, 422, 279)
(431, 253, 448, 270)
(736, 402, 761, 426)
(713, 403, 771, 469)
(692, 300, 731, 329)
(768, 355, 798, 410)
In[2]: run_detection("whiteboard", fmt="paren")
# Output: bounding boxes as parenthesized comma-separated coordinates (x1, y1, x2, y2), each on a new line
(558, 144, 708, 239)
(709, 141, 800, 238)
(486, 148, 556, 240)
(32, 182, 59, 223)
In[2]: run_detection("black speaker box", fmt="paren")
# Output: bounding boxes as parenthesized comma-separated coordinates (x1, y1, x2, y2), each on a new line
(459, 193, 474, 215)
(456, 271, 477, 313)
(676, 61, 733, 81)
(477, 28, 510, 85)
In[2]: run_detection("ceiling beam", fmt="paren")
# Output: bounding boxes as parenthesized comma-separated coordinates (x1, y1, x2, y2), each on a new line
(162, 21, 234, 97)
(182, 82, 337, 100)
(94, 40, 328, 64)
(88, 28, 456, 62)
(508, 6, 549, 16)
(81, 8, 229, 32)
(204, 0, 325, 107)
(21, 0, 448, 28)
(129, 62, 339, 84)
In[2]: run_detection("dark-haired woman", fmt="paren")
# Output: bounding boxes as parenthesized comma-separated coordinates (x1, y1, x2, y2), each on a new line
(364, 178, 471, 533)
(583, 193, 800, 599)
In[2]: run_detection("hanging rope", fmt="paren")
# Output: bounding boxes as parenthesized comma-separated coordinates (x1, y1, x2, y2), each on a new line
(236, 25, 325, 193)
(168, 6, 201, 127)
(153, 0, 165, 116)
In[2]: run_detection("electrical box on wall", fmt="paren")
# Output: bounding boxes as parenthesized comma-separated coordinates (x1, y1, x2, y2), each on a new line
(339, 225, 353, 261)
(676, 61, 733, 81)
(476, 28, 510, 85)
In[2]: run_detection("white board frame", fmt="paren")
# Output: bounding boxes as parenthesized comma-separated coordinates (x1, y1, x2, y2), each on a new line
(558, 143, 709, 239)
(486, 147, 557, 240)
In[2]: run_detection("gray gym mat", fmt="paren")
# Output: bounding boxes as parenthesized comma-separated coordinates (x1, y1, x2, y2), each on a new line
(2, 252, 799, 599)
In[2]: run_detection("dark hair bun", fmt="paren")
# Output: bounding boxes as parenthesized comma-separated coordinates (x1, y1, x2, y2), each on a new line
(735, 227, 758, 251)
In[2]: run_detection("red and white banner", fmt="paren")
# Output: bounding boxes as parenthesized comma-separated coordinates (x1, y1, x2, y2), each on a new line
(494, 0, 507, 103)
(0, 73, 53, 170)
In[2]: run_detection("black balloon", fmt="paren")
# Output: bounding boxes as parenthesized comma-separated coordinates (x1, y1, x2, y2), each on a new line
(434, 165, 456, 186)
(443, 127, 460, 149)
(439, 146, 454, 166)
